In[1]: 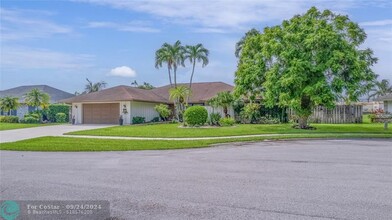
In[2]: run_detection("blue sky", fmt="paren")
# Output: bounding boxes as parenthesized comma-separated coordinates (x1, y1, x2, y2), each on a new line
(1, 0, 391, 94)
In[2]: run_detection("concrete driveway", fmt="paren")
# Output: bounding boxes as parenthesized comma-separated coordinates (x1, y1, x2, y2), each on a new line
(0, 124, 113, 143)
(1, 139, 391, 219)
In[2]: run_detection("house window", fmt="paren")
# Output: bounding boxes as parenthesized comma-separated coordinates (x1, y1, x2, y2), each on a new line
(10, 110, 17, 116)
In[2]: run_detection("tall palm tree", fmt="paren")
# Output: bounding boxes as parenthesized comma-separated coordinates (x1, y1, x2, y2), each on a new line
(235, 28, 260, 58)
(184, 44, 209, 92)
(0, 96, 20, 115)
(155, 40, 185, 88)
(24, 89, 50, 111)
(85, 78, 107, 93)
(368, 79, 392, 101)
(169, 86, 191, 121)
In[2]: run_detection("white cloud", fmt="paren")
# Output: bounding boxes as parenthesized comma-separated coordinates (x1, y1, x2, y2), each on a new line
(0, 8, 73, 41)
(109, 66, 137, 77)
(360, 19, 392, 27)
(87, 21, 160, 33)
(0, 46, 94, 70)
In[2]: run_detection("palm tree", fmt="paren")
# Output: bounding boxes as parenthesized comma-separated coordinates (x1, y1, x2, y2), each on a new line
(155, 40, 185, 88)
(0, 96, 20, 115)
(169, 86, 191, 121)
(85, 78, 107, 93)
(215, 91, 234, 117)
(185, 44, 209, 94)
(24, 89, 50, 111)
(368, 79, 392, 101)
(235, 28, 260, 58)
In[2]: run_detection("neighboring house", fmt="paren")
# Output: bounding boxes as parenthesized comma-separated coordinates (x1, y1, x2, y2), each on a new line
(0, 85, 74, 118)
(60, 82, 234, 124)
(357, 101, 384, 113)
(376, 94, 392, 113)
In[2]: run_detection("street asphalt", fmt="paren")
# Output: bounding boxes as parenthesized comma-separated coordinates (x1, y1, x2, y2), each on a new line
(1, 139, 391, 219)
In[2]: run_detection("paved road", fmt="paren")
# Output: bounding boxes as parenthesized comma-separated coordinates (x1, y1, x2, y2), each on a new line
(0, 124, 113, 143)
(1, 139, 391, 219)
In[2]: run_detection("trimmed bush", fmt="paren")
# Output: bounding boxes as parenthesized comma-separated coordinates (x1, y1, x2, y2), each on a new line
(0, 116, 19, 123)
(154, 104, 171, 121)
(22, 116, 40, 124)
(219, 117, 235, 127)
(48, 104, 70, 122)
(132, 116, 145, 124)
(55, 113, 67, 123)
(184, 106, 208, 126)
(209, 113, 221, 126)
(150, 117, 160, 123)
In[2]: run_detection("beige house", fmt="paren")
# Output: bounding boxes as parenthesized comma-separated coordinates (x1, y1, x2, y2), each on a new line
(376, 94, 392, 113)
(60, 82, 234, 124)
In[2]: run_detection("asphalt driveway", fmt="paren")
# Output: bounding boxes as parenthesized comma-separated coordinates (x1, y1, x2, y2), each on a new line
(0, 124, 113, 143)
(1, 139, 391, 219)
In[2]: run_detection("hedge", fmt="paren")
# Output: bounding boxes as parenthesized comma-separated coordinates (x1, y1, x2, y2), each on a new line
(0, 116, 19, 123)
(55, 113, 67, 123)
(48, 104, 70, 122)
(184, 106, 208, 126)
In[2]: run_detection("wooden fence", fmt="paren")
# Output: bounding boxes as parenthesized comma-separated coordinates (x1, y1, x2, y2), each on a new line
(288, 105, 363, 124)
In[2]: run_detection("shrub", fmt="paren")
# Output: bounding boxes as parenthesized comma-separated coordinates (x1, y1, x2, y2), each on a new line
(150, 117, 160, 123)
(258, 116, 280, 124)
(48, 104, 70, 122)
(132, 116, 145, 124)
(22, 116, 40, 124)
(241, 103, 261, 123)
(154, 104, 171, 121)
(55, 113, 67, 123)
(219, 117, 235, 126)
(0, 116, 19, 123)
(184, 106, 208, 126)
(209, 112, 221, 126)
(28, 113, 40, 119)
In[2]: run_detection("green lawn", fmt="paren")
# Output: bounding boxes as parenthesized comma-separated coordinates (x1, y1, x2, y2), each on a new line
(0, 123, 58, 131)
(1, 133, 391, 151)
(67, 123, 391, 138)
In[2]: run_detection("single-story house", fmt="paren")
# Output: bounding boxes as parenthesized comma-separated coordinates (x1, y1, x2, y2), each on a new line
(60, 82, 234, 124)
(0, 85, 74, 118)
(376, 94, 392, 113)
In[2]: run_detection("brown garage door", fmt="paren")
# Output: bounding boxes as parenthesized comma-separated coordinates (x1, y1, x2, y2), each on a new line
(83, 103, 119, 124)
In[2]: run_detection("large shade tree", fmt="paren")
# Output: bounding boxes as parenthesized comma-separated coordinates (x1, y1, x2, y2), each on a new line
(155, 40, 185, 88)
(235, 28, 260, 58)
(0, 96, 20, 115)
(24, 89, 50, 111)
(235, 7, 377, 129)
(184, 44, 209, 92)
(85, 78, 107, 93)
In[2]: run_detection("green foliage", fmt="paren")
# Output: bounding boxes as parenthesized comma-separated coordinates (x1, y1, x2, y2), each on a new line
(208, 91, 234, 117)
(131, 80, 155, 90)
(132, 116, 145, 124)
(219, 117, 235, 127)
(25, 113, 40, 119)
(184, 106, 208, 126)
(169, 86, 191, 121)
(22, 116, 40, 124)
(184, 44, 209, 90)
(154, 104, 171, 120)
(24, 89, 50, 110)
(85, 78, 107, 93)
(258, 116, 280, 124)
(241, 103, 261, 123)
(0, 116, 19, 123)
(235, 28, 260, 58)
(55, 113, 67, 123)
(150, 117, 160, 123)
(0, 96, 20, 115)
(155, 40, 185, 87)
(48, 104, 70, 122)
(234, 7, 377, 129)
(209, 113, 221, 126)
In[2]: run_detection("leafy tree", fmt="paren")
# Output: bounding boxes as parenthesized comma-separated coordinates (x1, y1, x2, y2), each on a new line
(169, 86, 191, 121)
(367, 79, 392, 101)
(155, 40, 185, 88)
(131, 80, 155, 90)
(85, 78, 107, 93)
(235, 28, 260, 58)
(0, 96, 20, 115)
(24, 88, 50, 111)
(207, 91, 234, 117)
(184, 44, 209, 92)
(235, 7, 377, 129)
(154, 104, 171, 121)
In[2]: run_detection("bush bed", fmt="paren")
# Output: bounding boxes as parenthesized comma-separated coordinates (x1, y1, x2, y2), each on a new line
(219, 117, 235, 127)
(48, 104, 70, 122)
(0, 116, 19, 123)
(184, 106, 208, 126)
(55, 113, 67, 123)
(132, 116, 145, 124)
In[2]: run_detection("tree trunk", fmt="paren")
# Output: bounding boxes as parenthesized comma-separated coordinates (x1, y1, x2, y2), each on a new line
(167, 65, 173, 88)
(188, 61, 196, 103)
(224, 107, 228, 117)
(174, 65, 177, 88)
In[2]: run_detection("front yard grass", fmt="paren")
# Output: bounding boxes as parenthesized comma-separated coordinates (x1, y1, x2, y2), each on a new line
(1, 133, 391, 151)
(0, 123, 58, 131)
(66, 123, 391, 138)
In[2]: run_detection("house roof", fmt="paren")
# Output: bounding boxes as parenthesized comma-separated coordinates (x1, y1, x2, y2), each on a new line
(375, 93, 392, 101)
(0, 85, 74, 103)
(59, 82, 234, 104)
